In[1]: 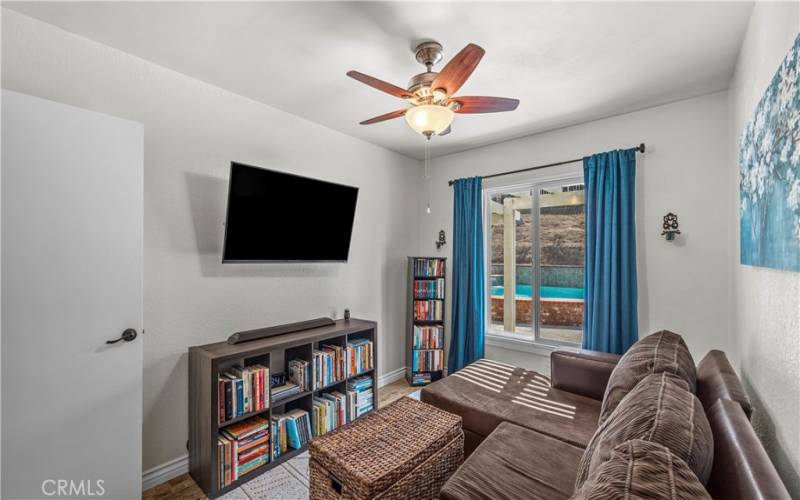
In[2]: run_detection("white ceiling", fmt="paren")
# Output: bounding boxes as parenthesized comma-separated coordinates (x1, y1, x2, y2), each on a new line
(6, 2, 753, 160)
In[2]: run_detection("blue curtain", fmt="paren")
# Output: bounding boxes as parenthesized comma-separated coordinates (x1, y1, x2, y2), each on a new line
(448, 177, 486, 373)
(582, 149, 638, 354)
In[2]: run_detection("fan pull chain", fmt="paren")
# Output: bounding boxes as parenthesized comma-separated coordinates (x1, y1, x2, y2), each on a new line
(425, 138, 432, 214)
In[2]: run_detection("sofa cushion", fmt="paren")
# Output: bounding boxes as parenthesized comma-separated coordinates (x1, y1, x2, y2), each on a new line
(421, 359, 601, 450)
(599, 330, 697, 424)
(441, 422, 584, 500)
(571, 440, 711, 500)
(697, 350, 753, 419)
(575, 372, 713, 489)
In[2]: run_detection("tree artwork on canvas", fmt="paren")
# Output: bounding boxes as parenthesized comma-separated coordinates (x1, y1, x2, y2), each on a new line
(740, 33, 800, 272)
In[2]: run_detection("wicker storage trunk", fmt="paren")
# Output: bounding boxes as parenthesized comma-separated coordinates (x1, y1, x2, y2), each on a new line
(309, 397, 464, 499)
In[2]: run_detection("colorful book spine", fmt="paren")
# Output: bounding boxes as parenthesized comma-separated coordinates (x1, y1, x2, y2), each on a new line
(346, 376, 374, 421)
(312, 391, 347, 437)
(219, 365, 270, 423)
(412, 325, 444, 349)
(345, 339, 373, 377)
(413, 258, 445, 277)
(217, 416, 270, 488)
(414, 300, 443, 321)
(313, 345, 344, 390)
(412, 349, 444, 372)
(413, 278, 445, 299)
(288, 359, 311, 391)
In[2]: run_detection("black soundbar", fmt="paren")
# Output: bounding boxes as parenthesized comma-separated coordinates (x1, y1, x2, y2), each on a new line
(227, 317, 336, 345)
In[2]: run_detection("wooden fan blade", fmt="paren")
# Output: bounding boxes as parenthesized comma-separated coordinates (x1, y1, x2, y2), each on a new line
(451, 96, 519, 113)
(347, 71, 413, 99)
(359, 109, 407, 125)
(430, 43, 485, 96)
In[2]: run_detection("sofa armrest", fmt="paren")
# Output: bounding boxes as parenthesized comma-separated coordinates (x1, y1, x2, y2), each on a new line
(550, 349, 621, 401)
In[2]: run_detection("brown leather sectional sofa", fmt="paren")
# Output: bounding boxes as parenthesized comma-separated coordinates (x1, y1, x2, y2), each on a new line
(421, 331, 791, 499)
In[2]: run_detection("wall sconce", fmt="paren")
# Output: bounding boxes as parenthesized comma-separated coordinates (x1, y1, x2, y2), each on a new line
(661, 213, 681, 241)
(435, 230, 447, 250)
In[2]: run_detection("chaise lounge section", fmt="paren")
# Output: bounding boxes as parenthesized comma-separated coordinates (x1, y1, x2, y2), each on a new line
(421, 331, 790, 499)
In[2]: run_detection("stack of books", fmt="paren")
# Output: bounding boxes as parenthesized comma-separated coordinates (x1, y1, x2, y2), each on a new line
(346, 375, 374, 420)
(412, 349, 444, 372)
(312, 391, 347, 436)
(413, 325, 444, 349)
(271, 409, 312, 459)
(271, 381, 301, 403)
(313, 345, 344, 389)
(345, 339, 373, 377)
(413, 278, 445, 299)
(414, 258, 444, 277)
(288, 359, 311, 391)
(218, 365, 269, 423)
(414, 300, 443, 321)
(217, 416, 270, 488)
(410, 372, 432, 386)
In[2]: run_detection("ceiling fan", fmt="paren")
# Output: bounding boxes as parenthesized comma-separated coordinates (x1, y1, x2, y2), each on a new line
(347, 41, 519, 138)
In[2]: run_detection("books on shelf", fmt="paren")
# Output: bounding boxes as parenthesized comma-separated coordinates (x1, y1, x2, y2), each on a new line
(271, 409, 312, 457)
(217, 416, 270, 489)
(288, 359, 311, 392)
(345, 339, 373, 377)
(313, 345, 344, 389)
(413, 325, 444, 349)
(410, 372, 432, 386)
(414, 278, 445, 299)
(414, 300, 443, 321)
(412, 349, 444, 372)
(287, 409, 313, 449)
(312, 391, 347, 437)
(414, 258, 445, 277)
(271, 381, 301, 403)
(218, 365, 269, 423)
(346, 375, 374, 421)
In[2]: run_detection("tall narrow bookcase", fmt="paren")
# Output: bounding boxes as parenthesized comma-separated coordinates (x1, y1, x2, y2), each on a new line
(189, 318, 378, 499)
(406, 257, 446, 386)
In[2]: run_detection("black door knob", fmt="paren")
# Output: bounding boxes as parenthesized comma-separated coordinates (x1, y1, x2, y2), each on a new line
(107, 328, 137, 344)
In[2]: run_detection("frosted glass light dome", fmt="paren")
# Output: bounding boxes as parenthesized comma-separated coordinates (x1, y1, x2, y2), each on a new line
(405, 105, 454, 135)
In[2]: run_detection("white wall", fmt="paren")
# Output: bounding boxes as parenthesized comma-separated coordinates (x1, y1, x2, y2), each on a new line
(728, 3, 800, 495)
(2, 9, 421, 471)
(420, 92, 732, 363)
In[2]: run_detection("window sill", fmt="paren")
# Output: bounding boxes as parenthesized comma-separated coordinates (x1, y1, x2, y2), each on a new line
(485, 332, 580, 357)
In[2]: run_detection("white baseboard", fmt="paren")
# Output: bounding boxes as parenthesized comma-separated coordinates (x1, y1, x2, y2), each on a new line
(378, 366, 407, 387)
(142, 454, 189, 491)
(142, 366, 410, 491)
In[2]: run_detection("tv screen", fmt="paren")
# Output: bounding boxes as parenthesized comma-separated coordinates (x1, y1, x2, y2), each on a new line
(222, 163, 358, 262)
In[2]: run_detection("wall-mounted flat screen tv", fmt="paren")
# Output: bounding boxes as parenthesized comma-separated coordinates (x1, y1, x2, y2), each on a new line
(222, 162, 358, 262)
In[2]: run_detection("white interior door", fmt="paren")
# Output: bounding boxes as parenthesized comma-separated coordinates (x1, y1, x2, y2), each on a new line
(2, 90, 143, 499)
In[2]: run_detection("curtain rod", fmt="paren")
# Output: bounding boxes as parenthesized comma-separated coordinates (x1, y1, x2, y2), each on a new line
(447, 143, 646, 186)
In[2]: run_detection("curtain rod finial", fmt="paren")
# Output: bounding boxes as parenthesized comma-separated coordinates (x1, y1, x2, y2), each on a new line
(637, 143, 646, 153)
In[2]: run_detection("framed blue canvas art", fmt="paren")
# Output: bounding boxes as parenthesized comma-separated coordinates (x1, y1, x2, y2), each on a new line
(740, 33, 800, 272)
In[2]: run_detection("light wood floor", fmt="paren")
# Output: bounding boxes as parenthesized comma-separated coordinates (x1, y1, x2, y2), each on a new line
(142, 379, 419, 500)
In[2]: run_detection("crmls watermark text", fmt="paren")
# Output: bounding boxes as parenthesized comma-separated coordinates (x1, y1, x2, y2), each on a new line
(42, 479, 105, 497)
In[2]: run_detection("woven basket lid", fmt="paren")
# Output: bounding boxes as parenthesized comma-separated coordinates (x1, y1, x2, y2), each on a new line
(309, 397, 462, 496)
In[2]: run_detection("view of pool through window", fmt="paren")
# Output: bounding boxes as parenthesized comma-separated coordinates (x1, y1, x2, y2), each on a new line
(488, 178, 585, 344)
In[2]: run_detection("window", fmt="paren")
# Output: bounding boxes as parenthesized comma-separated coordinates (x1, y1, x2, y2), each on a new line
(485, 176, 585, 346)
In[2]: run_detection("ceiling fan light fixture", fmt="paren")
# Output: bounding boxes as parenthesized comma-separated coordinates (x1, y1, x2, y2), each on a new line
(405, 104, 454, 136)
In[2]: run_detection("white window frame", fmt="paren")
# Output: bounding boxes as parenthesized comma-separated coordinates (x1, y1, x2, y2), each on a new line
(483, 172, 585, 353)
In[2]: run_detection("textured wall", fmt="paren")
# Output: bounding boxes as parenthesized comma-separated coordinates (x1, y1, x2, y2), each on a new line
(728, 3, 800, 496)
(2, 9, 421, 471)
